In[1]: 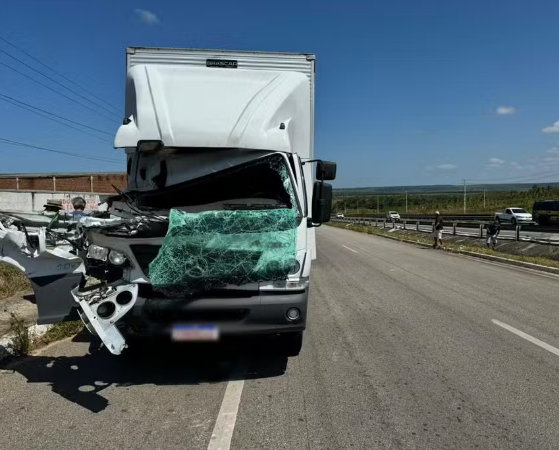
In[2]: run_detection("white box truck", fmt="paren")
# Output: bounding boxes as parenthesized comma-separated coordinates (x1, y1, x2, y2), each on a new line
(0, 47, 336, 356)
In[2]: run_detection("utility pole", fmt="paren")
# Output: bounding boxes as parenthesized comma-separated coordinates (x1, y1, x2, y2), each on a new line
(463, 179, 467, 213)
(405, 191, 408, 214)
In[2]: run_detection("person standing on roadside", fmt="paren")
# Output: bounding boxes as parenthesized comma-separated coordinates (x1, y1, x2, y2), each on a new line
(486, 219, 501, 249)
(433, 211, 444, 249)
(70, 197, 87, 219)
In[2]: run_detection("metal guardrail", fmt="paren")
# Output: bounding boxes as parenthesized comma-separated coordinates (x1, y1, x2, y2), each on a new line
(332, 217, 559, 245)
(346, 213, 494, 221)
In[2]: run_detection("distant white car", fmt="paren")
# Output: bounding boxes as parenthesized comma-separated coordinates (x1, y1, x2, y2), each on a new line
(495, 207, 533, 225)
(386, 211, 401, 221)
(336, 213, 344, 218)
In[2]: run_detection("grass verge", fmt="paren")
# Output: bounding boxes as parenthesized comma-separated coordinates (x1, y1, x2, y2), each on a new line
(0, 263, 31, 300)
(327, 222, 559, 270)
(31, 321, 83, 352)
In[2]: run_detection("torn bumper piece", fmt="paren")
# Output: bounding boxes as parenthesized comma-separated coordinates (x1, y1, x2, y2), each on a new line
(71, 282, 138, 355)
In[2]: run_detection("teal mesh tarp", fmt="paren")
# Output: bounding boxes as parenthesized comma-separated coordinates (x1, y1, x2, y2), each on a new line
(149, 208, 298, 294)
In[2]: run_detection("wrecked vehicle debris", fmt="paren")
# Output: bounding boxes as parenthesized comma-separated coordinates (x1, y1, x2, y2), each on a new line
(0, 47, 337, 356)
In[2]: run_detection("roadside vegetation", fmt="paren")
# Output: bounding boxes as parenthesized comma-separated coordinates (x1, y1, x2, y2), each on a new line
(327, 221, 559, 270)
(0, 263, 31, 299)
(334, 184, 559, 215)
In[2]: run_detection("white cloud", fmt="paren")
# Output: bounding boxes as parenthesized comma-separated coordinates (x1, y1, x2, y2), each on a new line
(134, 9, 160, 24)
(488, 157, 504, 165)
(436, 164, 457, 170)
(496, 106, 517, 115)
(510, 161, 524, 169)
(546, 147, 559, 154)
(543, 120, 559, 133)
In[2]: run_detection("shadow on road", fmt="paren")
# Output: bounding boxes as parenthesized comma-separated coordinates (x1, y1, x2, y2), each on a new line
(7, 331, 288, 413)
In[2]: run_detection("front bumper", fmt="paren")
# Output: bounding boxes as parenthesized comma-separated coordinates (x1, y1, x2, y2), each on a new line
(128, 288, 309, 337)
(72, 279, 309, 354)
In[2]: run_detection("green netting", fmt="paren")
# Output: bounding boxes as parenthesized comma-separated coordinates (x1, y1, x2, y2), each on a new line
(149, 208, 298, 295)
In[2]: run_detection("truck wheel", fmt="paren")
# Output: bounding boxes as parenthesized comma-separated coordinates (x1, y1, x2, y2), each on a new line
(511, 218, 517, 226)
(277, 331, 303, 357)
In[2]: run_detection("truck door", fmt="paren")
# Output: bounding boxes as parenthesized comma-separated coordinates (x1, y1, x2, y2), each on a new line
(0, 224, 85, 324)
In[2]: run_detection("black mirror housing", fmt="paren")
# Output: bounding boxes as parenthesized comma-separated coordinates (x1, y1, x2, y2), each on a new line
(312, 182, 333, 225)
(316, 161, 337, 181)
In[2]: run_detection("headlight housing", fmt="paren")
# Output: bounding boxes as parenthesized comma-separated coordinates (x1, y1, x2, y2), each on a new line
(108, 250, 128, 266)
(87, 245, 109, 261)
(288, 258, 301, 275)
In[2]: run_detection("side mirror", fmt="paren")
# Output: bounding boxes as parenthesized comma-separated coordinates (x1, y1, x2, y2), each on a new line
(316, 161, 337, 181)
(311, 182, 333, 225)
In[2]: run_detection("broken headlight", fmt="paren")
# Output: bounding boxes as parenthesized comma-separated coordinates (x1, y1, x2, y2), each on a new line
(87, 245, 109, 261)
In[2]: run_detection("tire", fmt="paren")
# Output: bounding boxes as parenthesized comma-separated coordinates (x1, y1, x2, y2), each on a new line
(496, 217, 500, 224)
(511, 217, 517, 226)
(277, 331, 303, 357)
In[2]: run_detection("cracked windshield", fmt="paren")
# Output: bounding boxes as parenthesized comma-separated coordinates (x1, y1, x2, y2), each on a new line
(1, 1, 559, 449)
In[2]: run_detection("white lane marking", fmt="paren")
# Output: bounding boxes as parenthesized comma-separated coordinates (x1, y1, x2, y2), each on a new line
(207, 369, 245, 450)
(342, 245, 359, 254)
(492, 320, 559, 357)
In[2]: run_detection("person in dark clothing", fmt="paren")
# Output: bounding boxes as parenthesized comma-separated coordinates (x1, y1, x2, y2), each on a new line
(433, 211, 444, 249)
(486, 219, 501, 249)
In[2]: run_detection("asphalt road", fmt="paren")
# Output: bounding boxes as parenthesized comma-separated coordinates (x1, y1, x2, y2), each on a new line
(3, 225, 559, 449)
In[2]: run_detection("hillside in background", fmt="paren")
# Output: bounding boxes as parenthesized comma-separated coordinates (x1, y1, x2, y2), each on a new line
(333, 184, 559, 215)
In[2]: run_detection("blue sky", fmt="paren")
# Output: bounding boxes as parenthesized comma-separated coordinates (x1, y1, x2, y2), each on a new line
(1, 0, 559, 188)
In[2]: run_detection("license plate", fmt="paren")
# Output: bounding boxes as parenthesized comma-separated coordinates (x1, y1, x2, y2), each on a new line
(171, 324, 219, 341)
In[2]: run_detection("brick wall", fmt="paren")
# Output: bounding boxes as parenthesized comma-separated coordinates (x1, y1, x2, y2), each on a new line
(0, 173, 127, 194)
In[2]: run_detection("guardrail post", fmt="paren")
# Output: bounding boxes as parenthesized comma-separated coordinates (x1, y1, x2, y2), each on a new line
(416, 221, 419, 231)
(403, 220, 406, 230)
(432, 221, 435, 233)
(392, 220, 395, 229)
(453, 223, 457, 235)
(383, 220, 386, 229)
(516, 225, 520, 241)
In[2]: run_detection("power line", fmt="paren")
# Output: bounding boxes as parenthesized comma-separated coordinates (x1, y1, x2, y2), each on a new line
(0, 138, 122, 164)
(0, 92, 113, 134)
(0, 59, 116, 123)
(0, 34, 120, 112)
(0, 47, 119, 119)
(0, 92, 112, 135)
(0, 94, 113, 144)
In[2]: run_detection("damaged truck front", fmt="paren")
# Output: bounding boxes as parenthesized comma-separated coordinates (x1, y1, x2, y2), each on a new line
(1, 47, 336, 356)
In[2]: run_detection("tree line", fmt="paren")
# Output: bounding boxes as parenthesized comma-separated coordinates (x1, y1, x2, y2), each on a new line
(333, 185, 559, 215)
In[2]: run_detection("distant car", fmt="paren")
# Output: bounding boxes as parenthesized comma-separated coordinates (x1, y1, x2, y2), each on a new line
(495, 207, 533, 225)
(532, 200, 559, 225)
(336, 213, 344, 218)
(386, 211, 401, 222)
